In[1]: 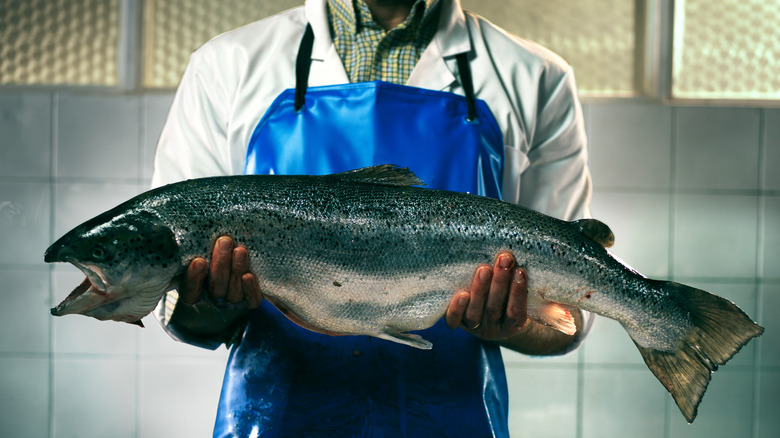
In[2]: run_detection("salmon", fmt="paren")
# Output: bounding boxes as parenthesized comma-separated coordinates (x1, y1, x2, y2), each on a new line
(45, 165, 763, 422)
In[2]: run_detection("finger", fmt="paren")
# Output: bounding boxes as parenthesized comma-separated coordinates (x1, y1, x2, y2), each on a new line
(445, 291, 470, 329)
(242, 273, 263, 309)
(464, 266, 491, 328)
(484, 253, 514, 324)
(504, 268, 528, 329)
(209, 236, 234, 300)
(181, 258, 207, 305)
(227, 246, 249, 304)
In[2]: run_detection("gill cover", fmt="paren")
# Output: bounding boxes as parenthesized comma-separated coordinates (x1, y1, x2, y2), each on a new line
(46, 208, 179, 323)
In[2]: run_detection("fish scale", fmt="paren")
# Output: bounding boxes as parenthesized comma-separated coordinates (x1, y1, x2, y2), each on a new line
(45, 164, 763, 423)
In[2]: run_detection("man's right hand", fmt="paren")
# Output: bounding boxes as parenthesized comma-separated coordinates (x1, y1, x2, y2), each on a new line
(181, 236, 263, 309)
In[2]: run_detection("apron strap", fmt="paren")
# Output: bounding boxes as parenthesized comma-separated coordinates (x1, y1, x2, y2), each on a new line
(455, 53, 478, 122)
(294, 24, 315, 111)
(294, 23, 478, 121)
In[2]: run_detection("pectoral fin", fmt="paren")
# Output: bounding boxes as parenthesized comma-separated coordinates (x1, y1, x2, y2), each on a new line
(527, 302, 577, 336)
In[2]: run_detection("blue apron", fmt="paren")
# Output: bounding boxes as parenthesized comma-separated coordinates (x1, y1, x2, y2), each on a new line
(215, 25, 508, 438)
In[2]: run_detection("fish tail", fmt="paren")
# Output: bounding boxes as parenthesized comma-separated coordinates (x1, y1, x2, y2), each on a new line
(634, 282, 763, 423)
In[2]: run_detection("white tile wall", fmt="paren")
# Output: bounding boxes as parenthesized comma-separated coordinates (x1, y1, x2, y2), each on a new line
(505, 366, 578, 437)
(0, 93, 52, 178)
(587, 102, 672, 190)
(0, 267, 51, 353)
(673, 193, 758, 279)
(758, 371, 780, 438)
(759, 284, 780, 367)
(582, 317, 644, 365)
(0, 357, 50, 438)
(142, 94, 175, 182)
(52, 358, 137, 438)
(762, 196, 780, 279)
(56, 95, 141, 180)
(0, 182, 51, 264)
(0, 94, 775, 438)
(138, 360, 226, 438)
(668, 370, 755, 438)
(763, 109, 780, 191)
(589, 191, 670, 278)
(581, 368, 667, 438)
(675, 107, 761, 191)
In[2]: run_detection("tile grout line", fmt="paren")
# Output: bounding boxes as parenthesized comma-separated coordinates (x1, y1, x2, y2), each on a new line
(575, 103, 590, 438)
(136, 92, 145, 438)
(664, 104, 678, 438)
(752, 108, 767, 438)
(576, 346, 584, 438)
(48, 91, 58, 438)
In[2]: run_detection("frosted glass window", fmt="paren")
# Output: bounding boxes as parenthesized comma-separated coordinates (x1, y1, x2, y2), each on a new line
(143, 0, 637, 95)
(142, 0, 303, 89)
(462, 0, 638, 97)
(0, 0, 120, 86)
(673, 0, 780, 100)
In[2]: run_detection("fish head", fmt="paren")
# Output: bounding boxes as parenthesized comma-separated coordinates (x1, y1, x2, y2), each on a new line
(46, 208, 182, 325)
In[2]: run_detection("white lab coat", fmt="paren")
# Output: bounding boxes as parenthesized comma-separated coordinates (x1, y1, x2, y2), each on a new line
(153, 0, 594, 349)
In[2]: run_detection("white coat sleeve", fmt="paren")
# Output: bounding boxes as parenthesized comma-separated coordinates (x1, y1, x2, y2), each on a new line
(152, 47, 234, 187)
(522, 66, 595, 355)
(519, 66, 591, 222)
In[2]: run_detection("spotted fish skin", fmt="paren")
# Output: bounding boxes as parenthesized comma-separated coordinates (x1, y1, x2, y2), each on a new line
(45, 165, 763, 423)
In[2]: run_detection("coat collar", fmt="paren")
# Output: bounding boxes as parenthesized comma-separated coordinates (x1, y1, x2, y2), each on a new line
(304, 0, 471, 90)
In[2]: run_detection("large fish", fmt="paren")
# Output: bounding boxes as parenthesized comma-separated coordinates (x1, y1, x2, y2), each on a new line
(46, 165, 762, 422)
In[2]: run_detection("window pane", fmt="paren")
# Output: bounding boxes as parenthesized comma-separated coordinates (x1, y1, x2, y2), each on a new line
(673, 0, 780, 100)
(0, 0, 120, 86)
(462, 0, 638, 97)
(142, 0, 302, 89)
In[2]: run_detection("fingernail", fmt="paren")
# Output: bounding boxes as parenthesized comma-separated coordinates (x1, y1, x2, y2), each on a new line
(458, 293, 469, 306)
(234, 248, 246, 263)
(218, 237, 232, 251)
(479, 267, 491, 283)
(513, 269, 525, 283)
(192, 259, 206, 274)
(499, 254, 513, 269)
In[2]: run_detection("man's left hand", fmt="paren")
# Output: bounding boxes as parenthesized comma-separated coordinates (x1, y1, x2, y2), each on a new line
(445, 252, 528, 340)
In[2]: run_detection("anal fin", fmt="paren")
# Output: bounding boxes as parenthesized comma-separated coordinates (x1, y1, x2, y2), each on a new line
(377, 329, 433, 350)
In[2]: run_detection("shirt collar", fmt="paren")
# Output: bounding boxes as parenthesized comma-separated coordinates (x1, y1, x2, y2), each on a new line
(327, 0, 440, 34)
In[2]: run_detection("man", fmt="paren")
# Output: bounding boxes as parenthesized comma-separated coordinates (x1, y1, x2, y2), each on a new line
(153, 0, 593, 436)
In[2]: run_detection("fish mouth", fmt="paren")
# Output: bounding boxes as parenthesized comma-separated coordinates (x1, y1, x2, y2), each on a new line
(51, 261, 110, 317)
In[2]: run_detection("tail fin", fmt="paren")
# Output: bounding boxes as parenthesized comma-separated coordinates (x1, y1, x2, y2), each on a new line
(634, 282, 763, 423)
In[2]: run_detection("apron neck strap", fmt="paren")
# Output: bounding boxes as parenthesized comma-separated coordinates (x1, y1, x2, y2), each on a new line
(455, 53, 477, 122)
(294, 23, 478, 121)
(295, 24, 315, 111)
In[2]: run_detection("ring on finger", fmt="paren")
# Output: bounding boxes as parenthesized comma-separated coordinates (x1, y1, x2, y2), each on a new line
(462, 319, 481, 330)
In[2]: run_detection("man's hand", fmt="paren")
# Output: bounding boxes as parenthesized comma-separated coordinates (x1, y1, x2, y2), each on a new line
(445, 252, 528, 340)
(181, 236, 263, 309)
(446, 252, 583, 356)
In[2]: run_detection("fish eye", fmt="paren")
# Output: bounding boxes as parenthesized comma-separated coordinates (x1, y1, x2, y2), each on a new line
(91, 245, 107, 260)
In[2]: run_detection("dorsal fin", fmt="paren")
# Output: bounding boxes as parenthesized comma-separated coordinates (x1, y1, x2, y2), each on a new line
(329, 165, 426, 187)
(574, 218, 615, 248)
